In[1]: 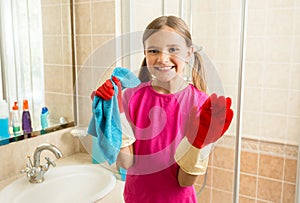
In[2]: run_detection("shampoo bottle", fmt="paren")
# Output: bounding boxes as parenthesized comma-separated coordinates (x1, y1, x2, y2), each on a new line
(0, 100, 10, 145)
(22, 99, 32, 135)
(40, 106, 49, 130)
(11, 101, 21, 136)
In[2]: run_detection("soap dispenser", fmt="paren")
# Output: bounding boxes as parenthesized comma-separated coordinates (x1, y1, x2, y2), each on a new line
(11, 101, 21, 136)
(0, 100, 10, 145)
(40, 106, 49, 130)
(22, 99, 33, 135)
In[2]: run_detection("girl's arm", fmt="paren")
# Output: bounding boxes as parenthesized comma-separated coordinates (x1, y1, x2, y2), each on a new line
(116, 144, 134, 169)
(177, 168, 199, 187)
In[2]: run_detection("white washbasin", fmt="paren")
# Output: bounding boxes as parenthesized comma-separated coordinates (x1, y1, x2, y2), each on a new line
(0, 164, 116, 203)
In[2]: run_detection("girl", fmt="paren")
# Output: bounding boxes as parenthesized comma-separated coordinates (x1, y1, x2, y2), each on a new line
(117, 15, 233, 203)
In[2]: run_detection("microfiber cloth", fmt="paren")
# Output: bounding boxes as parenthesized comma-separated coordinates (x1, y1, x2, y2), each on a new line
(88, 67, 140, 165)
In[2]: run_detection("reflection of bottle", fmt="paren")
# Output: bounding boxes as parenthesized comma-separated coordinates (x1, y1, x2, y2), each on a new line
(22, 100, 32, 135)
(40, 106, 49, 130)
(11, 101, 21, 136)
(0, 100, 10, 145)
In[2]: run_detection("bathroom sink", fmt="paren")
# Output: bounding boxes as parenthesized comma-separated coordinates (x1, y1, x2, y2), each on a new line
(0, 164, 116, 203)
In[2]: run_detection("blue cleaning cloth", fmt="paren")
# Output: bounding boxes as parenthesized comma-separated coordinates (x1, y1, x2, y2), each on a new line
(88, 67, 140, 165)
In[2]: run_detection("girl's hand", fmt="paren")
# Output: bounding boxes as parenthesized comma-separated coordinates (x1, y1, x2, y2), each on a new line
(186, 93, 234, 149)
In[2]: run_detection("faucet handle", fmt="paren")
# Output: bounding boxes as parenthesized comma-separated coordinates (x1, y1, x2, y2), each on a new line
(45, 157, 56, 167)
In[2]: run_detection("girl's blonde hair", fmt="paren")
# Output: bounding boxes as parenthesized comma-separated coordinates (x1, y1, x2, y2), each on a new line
(138, 15, 207, 92)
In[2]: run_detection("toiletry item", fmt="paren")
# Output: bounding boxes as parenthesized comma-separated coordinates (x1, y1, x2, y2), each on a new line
(0, 100, 10, 145)
(22, 99, 33, 134)
(11, 101, 21, 136)
(40, 106, 49, 130)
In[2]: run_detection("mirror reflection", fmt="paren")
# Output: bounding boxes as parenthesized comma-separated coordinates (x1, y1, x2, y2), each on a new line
(0, 1, 74, 145)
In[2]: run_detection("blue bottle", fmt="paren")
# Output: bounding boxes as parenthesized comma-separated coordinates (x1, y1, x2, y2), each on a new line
(0, 100, 10, 145)
(40, 106, 49, 130)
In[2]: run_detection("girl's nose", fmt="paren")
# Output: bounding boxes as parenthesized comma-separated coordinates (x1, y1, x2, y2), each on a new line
(157, 51, 170, 63)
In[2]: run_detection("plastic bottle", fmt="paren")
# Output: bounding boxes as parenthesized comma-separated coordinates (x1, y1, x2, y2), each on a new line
(22, 99, 33, 135)
(11, 101, 21, 136)
(40, 106, 49, 130)
(0, 100, 10, 145)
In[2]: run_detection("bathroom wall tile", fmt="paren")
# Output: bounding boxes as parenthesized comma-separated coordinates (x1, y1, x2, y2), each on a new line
(238, 196, 256, 203)
(248, 0, 267, 9)
(240, 151, 258, 175)
(265, 37, 292, 63)
(62, 4, 71, 35)
(212, 168, 234, 192)
(44, 65, 65, 93)
(284, 158, 297, 183)
(91, 36, 117, 68)
(211, 189, 233, 203)
(196, 166, 212, 187)
(241, 138, 259, 152)
(42, 5, 62, 35)
(261, 114, 287, 141)
(263, 63, 290, 89)
(244, 62, 264, 87)
(267, 0, 296, 8)
(288, 90, 300, 116)
(245, 37, 265, 62)
(215, 0, 241, 11)
(196, 187, 211, 203)
(259, 140, 285, 157)
(285, 144, 299, 159)
(287, 117, 300, 145)
(63, 36, 73, 65)
(215, 38, 240, 62)
(217, 62, 239, 86)
(239, 173, 257, 197)
(76, 36, 92, 66)
(266, 9, 294, 36)
(294, 10, 300, 35)
(242, 111, 263, 137)
(283, 183, 296, 203)
(77, 67, 94, 96)
(247, 10, 266, 37)
(257, 177, 282, 202)
(192, 13, 217, 38)
(212, 147, 235, 170)
(43, 36, 63, 65)
(91, 1, 115, 34)
(192, 0, 217, 12)
(216, 12, 240, 37)
(63, 66, 74, 94)
(259, 154, 284, 180)
(75, 3, 91, 34)
(290, 64, 300, 90)
(262, 89, 288, 114)
(78, 96, 93, 126)
(243, 87, 263, 111)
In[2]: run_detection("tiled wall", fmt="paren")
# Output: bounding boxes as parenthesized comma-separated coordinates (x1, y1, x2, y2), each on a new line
(41, 0, 74, 124)
(195, 137, 298, 203)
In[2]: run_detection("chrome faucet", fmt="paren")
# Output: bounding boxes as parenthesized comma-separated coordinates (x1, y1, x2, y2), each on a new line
(21, 143, 63, 183)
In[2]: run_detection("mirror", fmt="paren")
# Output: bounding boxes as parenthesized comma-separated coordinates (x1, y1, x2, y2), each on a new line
(0, 1, 74, 145)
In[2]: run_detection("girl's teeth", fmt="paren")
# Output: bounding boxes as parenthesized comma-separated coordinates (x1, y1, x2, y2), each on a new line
(157, 66, 173, 71)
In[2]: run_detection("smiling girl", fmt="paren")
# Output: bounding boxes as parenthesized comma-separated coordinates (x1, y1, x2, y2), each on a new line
(117, 16, 233, 203)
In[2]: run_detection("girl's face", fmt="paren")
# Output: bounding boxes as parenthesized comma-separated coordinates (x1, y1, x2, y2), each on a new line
(144, 26, 193, 83)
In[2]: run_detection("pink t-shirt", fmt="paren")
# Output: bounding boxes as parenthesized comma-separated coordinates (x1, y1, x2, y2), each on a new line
(122, 82, 207, 203)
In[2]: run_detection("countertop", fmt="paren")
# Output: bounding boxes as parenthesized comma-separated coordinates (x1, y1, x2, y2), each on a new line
(0, 153, 125, 203)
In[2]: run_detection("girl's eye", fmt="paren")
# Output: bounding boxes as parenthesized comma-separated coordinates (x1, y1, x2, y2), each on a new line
(147, 49, 159, 54)
(169, 47, 179, 53)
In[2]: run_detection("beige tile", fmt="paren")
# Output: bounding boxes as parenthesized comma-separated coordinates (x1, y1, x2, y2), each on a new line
(91, 1, 115, 34)
(44, 65, 65, 93)
(240, 151, 258, 175)
(62, 4, 72, 35)
(259, 154, 284, 180)
(244, 62, 264, 87)
(211, 189, 233, 203)
(238, 195, 256, 203)
(287, 117, 300, 145)
(212, 168, 234, 192)
(257, 177, 282, 202)
(283, 183, 296, 203)
(291, 64, 300, 90)
(76, 36, 92, 66)
(265, 36, 292, 63)
(266, 9, 294, 36)
(42, 5, 62, 35)
(239, 173, 257, 197)
(242, 111, 263, 137)
(212, 147, 235, 170)
(262, 89, 289, 114)
(245, 37, 265, 62)
(263, 64, 290, 89)
(75, 3, 91, 34)
(261, 114, 287, 141)
(243, 87, 263, 111)
(196, 187, 211, 203)
(43, 36, 63, 65)
(288, 91, 300, 116)
(284, 159, 297, 183)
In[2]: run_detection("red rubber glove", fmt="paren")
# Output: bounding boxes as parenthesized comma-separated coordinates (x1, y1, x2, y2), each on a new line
(186, 93, 234, 149)
(95, 79, 115, 100)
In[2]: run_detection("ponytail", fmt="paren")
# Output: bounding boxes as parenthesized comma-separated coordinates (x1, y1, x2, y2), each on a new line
(192, 52, 207, 93)
(138, 58, 152, 82)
